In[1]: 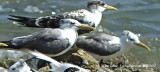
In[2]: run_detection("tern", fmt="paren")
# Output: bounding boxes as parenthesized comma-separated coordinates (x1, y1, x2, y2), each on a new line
(0, 19, 96, 57)
(76, 30, 151, 60)
(8, 0, 117, 35)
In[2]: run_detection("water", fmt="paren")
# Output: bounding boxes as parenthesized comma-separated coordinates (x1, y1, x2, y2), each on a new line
(0, 0, 160, 69)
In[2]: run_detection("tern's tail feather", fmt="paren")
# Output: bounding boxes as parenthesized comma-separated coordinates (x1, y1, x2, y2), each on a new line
(8, 15, 37, 27)
(8, 15, 60, 28)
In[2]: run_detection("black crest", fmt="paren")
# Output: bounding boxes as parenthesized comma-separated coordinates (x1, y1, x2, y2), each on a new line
(87, 0, 106, 7)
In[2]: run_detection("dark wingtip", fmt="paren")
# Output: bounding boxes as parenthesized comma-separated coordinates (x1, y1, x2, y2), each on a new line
(9, 15, 19, 17)
(7, 18, 14, 20)
(9, 15, 15, 17)
(7, 18, 21, 22)
(8, 15, 28, 19)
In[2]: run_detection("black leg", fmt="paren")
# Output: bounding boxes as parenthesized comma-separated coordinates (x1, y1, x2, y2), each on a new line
(73, 43, 78, 50)
(99, 59, 104, 67)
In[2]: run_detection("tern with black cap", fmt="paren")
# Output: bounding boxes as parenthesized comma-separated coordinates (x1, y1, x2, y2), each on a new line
(8, 0, 117, 35)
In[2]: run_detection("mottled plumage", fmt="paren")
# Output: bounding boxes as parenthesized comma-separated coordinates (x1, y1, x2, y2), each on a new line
(8, 0, 117, 34)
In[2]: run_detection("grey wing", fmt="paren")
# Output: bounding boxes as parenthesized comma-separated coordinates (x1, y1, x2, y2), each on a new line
(11, 28, 70, 54)
(76, 38, 120, 56)
(87, 33, 116, 43)
(25, 39, 69, 55)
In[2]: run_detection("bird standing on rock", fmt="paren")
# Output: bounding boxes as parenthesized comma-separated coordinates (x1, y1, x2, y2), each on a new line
(0, 19, 96, 57)
(76, 30, 151, 61)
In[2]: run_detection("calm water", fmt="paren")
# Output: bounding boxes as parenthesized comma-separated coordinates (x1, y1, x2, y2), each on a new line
(0, 0, 160, 69)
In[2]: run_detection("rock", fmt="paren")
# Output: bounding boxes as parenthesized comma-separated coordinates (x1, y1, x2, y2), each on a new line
(0, 59, 19, 69)
(26, 49, 102, 72)
(54, 49, 102, 72)
(0, 49, 159, 72)
(0, 50, 32, 59)
(101, 53, 157, 72)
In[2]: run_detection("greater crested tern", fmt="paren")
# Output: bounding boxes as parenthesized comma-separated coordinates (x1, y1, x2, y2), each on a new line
(0, 19, 96, 57)
(76, 30, 151, 60)
(8, 59, 32, 72)
(8, 0, 117, 34)
(29, 51, 90, 72)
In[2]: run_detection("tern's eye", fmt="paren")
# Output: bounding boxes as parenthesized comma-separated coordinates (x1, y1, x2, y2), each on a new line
(101, 3, 105, 6)
(121, 34, 124, 35)
(129, 38, 134, 41)
(61, 20, 64, 22)
(71, 22, 75, 24)
(12, 68, 16, 71)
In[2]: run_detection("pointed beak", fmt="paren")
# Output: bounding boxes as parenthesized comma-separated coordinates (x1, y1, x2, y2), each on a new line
(0, 43, 8, 47)
(136, 41, 151, 51)
(106, 5, 118, 10)
(78, 24, 96, 30)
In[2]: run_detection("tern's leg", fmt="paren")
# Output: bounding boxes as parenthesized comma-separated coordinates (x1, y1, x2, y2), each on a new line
(99, 59, 104, 67)
(73, 43, 78, 50)
(48, 63, 54, 72)
(99, 59, 110, 67)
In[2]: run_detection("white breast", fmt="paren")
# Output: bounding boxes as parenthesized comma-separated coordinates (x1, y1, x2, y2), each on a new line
(82, 11, 102, 27)
(58, 29, 77, 45)
(53, 29, 77, 56)
(92, 11, 102, 27)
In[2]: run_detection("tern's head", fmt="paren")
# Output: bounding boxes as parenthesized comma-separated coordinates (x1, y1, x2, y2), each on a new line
(59, 19, 96, 30)
(8, 59, 31, 72)
(87, 0, 118, 12)
(120, 30, 151, 51)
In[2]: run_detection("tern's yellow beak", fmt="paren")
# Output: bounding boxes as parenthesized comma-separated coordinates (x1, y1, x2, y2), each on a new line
(79, 24, 96, 30)
(136, 41, 151, 51)
(106, 5, 118, 10)
(0, 43, 8, 47)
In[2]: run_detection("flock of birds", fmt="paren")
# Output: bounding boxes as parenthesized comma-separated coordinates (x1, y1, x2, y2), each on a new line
(0, 0, 151, 72)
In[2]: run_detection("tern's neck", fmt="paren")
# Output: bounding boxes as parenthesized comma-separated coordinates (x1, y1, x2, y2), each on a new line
(63, 28, 78, 43)
(63, 27, 77, 32)
(88, 8, 102, 14)
(120, 39, 132, 52)
(88, 8, 102, 27)
(120, 42, 126, 52)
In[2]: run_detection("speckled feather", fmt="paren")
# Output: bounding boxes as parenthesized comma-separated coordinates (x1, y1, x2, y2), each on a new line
(8, 0, 111, 34)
